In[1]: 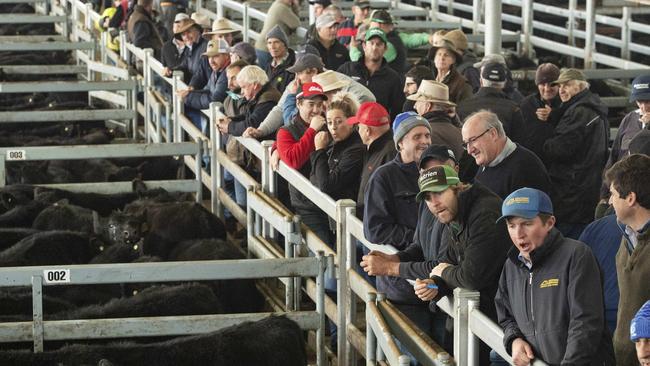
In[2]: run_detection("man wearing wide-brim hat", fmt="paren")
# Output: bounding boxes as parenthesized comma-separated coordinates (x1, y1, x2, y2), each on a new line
(202, 18, 241, 45)
(408, 80, 464, 160)
(164, 17, 211, 89)
(542, 67, 609, 239)
(598, 74, 650, 216)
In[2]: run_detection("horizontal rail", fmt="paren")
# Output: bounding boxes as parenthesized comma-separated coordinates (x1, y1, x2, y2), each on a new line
(0, 14, 65, 23)
(0, 257, 321, 287)
(0, 312, 320, 343)
(0, 41, 94, 52)
(0, 80, 136, 93)
(0, 65, 86, 75)
(275, 161, 337, 219)
(0, 35, 67, 42)
(0, 142, 199, 161)
(0, 109, 135, 123)
(38, 179, 199, 194)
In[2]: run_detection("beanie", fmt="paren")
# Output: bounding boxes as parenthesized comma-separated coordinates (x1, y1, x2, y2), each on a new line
(266, 25, 289, 47)
(535, 63, 560, 85)
(631, 300, 650, 341)
(393, 111, 431, 150)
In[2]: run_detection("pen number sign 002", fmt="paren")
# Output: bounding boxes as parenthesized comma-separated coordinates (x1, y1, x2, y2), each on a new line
(43, 269, 70, 284)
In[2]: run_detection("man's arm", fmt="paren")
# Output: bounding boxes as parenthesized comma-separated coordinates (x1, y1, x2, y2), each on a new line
(256, 88, 289, 137)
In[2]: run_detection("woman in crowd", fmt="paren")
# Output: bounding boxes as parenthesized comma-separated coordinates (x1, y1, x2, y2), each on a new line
(423, 36, 472, 104)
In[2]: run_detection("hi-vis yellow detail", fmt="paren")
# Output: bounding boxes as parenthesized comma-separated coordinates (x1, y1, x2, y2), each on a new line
(506, 197, 530, 205)
(540, 278, 559, 288)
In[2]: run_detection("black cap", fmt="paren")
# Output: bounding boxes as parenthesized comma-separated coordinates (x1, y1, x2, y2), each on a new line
(481, 62, 507, 82)
(309, 0, 331, 5)
(418, 144, 457, 169)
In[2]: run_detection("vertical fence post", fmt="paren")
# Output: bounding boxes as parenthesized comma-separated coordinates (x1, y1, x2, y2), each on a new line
(260, 140, 274, 237)
(216, 0, 224, 19)
(315, 252, 327, 366)
(336, 199, 356, 365)
(130, 75, 138, 140)
(467, 298, 481, 366)
(521, 0, 533, 58)
(584, 0, 596, 69)
(471, 0, 482, 36)
(84, 3, 92, 31)
(567, 0, 577, 68)
(242, 2, 250, 43)
(365, 292, 377, 366)
(246, 187, 255, 258)
(453, 288, 481, 366)
(447, 0, 454, 15)
(621, 7, 631, 60)
(195, 138, 204, 203)
(143, 49, 154, 143)
(284, 216, 295, 311)
(484, 0, 502, 55)
(172, 71, 183, 143)
(292, 215, 302, 309)
(375, 292, 387, 362)
(429, 0, 438, 21)
(31, 276, 44, 353)
(210, 102, 224, 219)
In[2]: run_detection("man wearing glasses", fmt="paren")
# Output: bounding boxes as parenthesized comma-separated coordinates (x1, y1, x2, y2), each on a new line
(461, 110, 550, 199)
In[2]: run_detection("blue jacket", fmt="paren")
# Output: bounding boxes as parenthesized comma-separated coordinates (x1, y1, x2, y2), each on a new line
(184, 67, 228, 110)
(578, 214, 621, 333)
(173, 37, 211, 89)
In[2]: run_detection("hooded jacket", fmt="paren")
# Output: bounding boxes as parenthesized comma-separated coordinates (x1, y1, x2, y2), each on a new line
(495, 228, 615, 366)
(543, 88, 609, 225)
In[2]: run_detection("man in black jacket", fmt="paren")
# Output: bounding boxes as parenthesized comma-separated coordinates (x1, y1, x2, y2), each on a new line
(544, 68, 609, 239)
(263, 25, 296, 93)
(308, 13, 349, 71)
(127, 0, 163, 58)
(494, 187, 615, 366)
(413, 164, 511, 365)
(337, 27, 404, 120)
(457, 62, 525, 143)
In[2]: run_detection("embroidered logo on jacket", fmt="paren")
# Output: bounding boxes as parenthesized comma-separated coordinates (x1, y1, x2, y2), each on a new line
(540, 278, 559, 288)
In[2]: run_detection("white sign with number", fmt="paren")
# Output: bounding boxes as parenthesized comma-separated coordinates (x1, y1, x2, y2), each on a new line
(6, 150, 26, 161)
(43, 269, 70, 284)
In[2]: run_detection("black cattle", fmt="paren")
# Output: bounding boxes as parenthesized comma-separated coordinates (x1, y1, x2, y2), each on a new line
(168, 239, 265, 313)
(0, 287, 76, 321)
(0, 184, 35, 211)
(0, 315, 307, 366)
(109, 202, 226, 258)
(0, 199, 47, 228)
(50, 283, 224, 321)
(32, 200, 96, 234)
(0, 231, 102, 266)
(0, 228, 40, 251)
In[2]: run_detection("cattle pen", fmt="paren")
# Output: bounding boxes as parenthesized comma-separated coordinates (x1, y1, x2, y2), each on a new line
(1, 0, 649, 365)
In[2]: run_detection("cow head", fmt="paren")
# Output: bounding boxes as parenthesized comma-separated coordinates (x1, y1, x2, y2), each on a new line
(106, 210, 147, 247)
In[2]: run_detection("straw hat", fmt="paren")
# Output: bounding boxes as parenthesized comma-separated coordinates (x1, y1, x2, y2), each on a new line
(312, 70, 349, 93)
(174, 18, 202, 35)
(427, 38, 462, 63)
(191, 12, 211, 30)
(203, 18, 240, 39)
(407, 80, 456, 106)
(202, 39, 231, 57)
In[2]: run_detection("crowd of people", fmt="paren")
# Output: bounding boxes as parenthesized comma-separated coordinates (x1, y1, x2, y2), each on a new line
(97, 0, 650, 364)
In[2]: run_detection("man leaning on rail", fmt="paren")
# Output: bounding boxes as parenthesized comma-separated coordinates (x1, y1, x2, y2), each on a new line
(493, 187, 615, 366)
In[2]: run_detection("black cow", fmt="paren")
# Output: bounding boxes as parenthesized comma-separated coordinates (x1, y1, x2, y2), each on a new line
(0, 199, 47, 228)
(168, 239, 265, 313)
(0, 231, 102, 266)
(32, 200, 97, 234)
(0, 315, 307, 366)
(0, 228, 40, 251)
(0, 287, 76, 322)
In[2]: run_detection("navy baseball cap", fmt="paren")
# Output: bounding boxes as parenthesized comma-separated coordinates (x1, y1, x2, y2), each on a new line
(497, 187, 553, 222)
(419, 144, 457, 169)
(481, 62, 507, 82)
(630, 75, 650, 102)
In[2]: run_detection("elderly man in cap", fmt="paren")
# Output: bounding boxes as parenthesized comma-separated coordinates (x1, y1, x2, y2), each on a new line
(474, 54, 525, 103)
(303, 0, 332, 42)
(519, 63, 562, 158)
(255, 0, 300, 69)
(360, 145, 458, 348)
(229, 41, 257, 65)
(597, 74, 650, 216)
(408, 80, 463, 159)
(363, 111, 431, 249)
(413, 161, 509, 365)
(202, 18, 240, 45)
(604, 154, 650, 365)
(338, 28, 404, 120)
(182, 39, 230, 118)
(543, 68, 609, 239)
(457, 62, 525, 143)
(127, 0, 163, 57)
(337, 0, 371, 47)
(307, 13, 349, 71)
(263, 25, 295, 93)
(161, 13, 188, 69)
(462, 110, 550, 199)
(494, 187, 615, 366)
(245, 53, 375, 139)
(632, 301, 650, 366)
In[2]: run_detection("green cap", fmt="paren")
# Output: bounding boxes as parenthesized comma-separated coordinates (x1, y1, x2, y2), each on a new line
(550, 68, 586, 85)
(416, 165, 460, 201)
(365, 27, 388, 44)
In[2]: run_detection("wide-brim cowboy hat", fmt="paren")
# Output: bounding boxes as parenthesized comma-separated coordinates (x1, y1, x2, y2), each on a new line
(407, 80, 456, 107)
(174, 18, 202, 35)
(312, 70, 350, 93)
(203, 18, 241, 39)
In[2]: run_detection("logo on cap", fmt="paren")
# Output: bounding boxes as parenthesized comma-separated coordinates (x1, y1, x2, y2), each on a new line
(505, 197, 530, 206)
(308, 85, 323, 93)
(634, 83, 649, 90)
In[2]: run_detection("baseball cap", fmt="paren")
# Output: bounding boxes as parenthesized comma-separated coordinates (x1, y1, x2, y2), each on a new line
(174, 13, 189, 23)
(365, 27, 387, 44)
(630, 300, 650, 342)
(415, 165, 460, 201)
(370, 9, 393, 24)
(354, 0, 371, 8)
(309, 0, 331, 5)
(551, 68, 586, 86)
(481, 62, 507, 82)
(497, 187, 554, 222)
(473, 53, 506, 69)
(297, 82, 328, 100)
(202, 39, 230, 57)
(419, 144, 457, 170)
(630, 74, 650, 102)
(287, 54, 325, 73)
(316, 13, 338, 29)
(347, 102, 390, 126)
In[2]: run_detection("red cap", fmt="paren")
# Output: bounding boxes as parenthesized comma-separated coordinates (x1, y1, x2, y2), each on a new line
(347, 102, 390, 126)
(296, 82, 328, 100)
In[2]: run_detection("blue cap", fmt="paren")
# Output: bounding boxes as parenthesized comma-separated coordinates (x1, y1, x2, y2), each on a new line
(497, 187, 553, 223)
(631, 300, 650, 341)
(630, 75, 650, 102)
